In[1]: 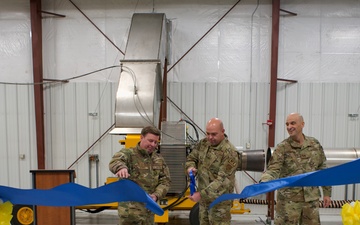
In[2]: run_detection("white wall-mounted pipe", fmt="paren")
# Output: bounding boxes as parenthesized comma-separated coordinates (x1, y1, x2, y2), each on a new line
(267, 147, 360, 168)
(324, 148, 360, 168)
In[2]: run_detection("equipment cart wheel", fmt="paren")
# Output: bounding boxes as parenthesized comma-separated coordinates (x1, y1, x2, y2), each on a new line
(11, 205, 34, 225)
(189, 202, 199, 225)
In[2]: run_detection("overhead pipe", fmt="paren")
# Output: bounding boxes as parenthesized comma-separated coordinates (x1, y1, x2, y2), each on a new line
(40, 10, 66, 18)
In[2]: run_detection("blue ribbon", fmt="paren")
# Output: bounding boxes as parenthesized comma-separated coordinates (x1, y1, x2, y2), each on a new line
(0, 179, 163, 216)
(210, 158, 360, 208)
(189, 170, 196, 195)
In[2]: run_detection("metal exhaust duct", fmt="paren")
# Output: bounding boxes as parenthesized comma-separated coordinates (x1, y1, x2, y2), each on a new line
(237, 149, 272, 172)
(267, 147, 360, 168)
(324, 148, 360, 167)
(110, 13, 168, 134)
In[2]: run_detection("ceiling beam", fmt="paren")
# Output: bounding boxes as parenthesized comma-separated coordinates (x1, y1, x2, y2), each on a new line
(267, 0, 281, 220)
(30, 0, 45, 169)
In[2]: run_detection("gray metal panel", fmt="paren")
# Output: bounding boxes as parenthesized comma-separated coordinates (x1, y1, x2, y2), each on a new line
(160, 146, 187, 194)
(124, 13, 167, 61)
(161, 121, 187, 145)
(112, 61, 162, 133)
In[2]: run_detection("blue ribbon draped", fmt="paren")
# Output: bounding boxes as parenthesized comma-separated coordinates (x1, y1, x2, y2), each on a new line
(189, 170, 196, 195)
(210, 158, 360, 208)
(0, 179, 163, 216)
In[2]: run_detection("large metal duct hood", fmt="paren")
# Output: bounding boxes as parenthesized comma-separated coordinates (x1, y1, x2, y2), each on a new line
(111, 13, 169, 134)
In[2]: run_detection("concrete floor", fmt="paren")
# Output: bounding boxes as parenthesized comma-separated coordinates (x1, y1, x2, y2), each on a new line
(76, 206, 344, 225)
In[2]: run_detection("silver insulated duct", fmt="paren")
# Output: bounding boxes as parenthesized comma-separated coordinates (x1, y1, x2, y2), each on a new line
(111, 13, 168, 134)
(267, 147, 360, 167)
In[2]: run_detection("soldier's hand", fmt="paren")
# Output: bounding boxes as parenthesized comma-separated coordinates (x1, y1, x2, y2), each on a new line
(116, 168, 130, 178)
(187, 167, 197, 175)
(149, 194, 158, 202)
(323, 196, 331, 208)
(188, 191, 201, 202)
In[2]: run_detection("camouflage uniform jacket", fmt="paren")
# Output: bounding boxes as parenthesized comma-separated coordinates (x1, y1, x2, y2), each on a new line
(185, 137, 238, 204)
(260, 135, 332, 202)
(109, 143, 171, 200)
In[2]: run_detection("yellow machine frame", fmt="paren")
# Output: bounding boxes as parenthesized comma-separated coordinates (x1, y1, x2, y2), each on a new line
(81, 134, 250, 223)
(87, 178, 250, 224)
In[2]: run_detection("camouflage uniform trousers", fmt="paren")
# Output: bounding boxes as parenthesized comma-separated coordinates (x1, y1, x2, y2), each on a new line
(199, 200, 232, 225)
(117, 201, 155, 225)
(275, 200, 320, 225)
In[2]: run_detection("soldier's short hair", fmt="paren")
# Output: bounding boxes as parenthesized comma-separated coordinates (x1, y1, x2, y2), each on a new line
(141, 126, 161, 137)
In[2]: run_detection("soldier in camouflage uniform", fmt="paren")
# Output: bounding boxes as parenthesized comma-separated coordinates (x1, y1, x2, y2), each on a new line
(260, 113, 332, 225)
(185, 118, 238, 225)
(109, 126, 171, 225)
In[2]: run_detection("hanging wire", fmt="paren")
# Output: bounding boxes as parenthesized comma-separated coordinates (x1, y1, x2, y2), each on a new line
(167, 0, 243, 73)
(167, 96, 206, 136)
(120, 66, 154, 125)
(68, 0, 124, 55)
(180, 119, 200, 144)
(0, 65, 121, 86)
(119, 66, 186, 143)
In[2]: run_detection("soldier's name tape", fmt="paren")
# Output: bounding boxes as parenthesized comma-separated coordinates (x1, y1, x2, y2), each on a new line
(210, 157, 360, 208)
(0, 179, 163, 215)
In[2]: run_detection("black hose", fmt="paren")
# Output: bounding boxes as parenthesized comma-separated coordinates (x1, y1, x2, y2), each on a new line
(180, 119, 200, 142)
(162, 177, 190, 211)
(239, 198, 353, 208)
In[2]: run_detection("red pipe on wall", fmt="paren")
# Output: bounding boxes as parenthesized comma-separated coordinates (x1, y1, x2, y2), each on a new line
(266, 0, 281, 220)
(30, 0, 45, 169)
